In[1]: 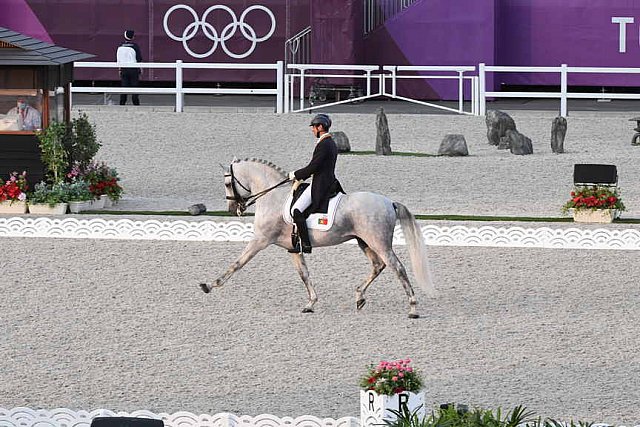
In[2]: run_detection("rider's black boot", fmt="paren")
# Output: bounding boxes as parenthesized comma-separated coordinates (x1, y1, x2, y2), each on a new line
(293, 209, 312, 253)
(288, 225, 301, 253)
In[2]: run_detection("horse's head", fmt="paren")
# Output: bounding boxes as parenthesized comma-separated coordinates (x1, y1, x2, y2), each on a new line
(223, 161, 252, 216)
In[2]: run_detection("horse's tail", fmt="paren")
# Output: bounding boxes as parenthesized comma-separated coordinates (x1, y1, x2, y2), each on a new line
(393, 202, 436, 297)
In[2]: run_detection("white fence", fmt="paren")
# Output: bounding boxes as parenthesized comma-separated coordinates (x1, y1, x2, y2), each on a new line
(478, 62, 640, 117)
(0, 408, 359, 427)
(72, 61, 284, 114)
(72, 61, 640, 117)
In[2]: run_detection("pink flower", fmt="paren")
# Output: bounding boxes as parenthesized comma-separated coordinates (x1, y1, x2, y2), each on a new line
(392, 376, 398, 381)
(398, 372, 404, 378)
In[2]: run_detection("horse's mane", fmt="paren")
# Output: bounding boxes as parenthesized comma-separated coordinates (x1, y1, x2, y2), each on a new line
(233, 157, 286, 177)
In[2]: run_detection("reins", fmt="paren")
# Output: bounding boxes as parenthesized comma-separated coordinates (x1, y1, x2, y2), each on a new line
(226, 163, 290, 214)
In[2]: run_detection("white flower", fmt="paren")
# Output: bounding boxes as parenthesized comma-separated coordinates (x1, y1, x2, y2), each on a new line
(18, 192, 26, 201)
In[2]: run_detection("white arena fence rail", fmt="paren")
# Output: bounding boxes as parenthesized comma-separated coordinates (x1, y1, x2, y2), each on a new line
(71, 61, 284, 114)
(478, 63, 640, 117)
(382, 65, 477, 115)
(1, 217, 639, 251)
(0, 407, 360, 427)
(285, 64, 381, 113)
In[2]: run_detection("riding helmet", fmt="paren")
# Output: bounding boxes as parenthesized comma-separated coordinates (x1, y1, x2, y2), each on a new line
(309, 113, 331, 130)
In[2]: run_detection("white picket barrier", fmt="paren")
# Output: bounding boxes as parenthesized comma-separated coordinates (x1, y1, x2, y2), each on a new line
(478, 63, 640, 117)
(71, 61, 284, 113)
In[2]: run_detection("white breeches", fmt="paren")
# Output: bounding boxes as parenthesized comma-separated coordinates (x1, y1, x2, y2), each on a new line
(291, 185, 312, 214)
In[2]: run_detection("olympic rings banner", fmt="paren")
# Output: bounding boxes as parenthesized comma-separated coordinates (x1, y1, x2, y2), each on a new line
(7, 0, 311, 82)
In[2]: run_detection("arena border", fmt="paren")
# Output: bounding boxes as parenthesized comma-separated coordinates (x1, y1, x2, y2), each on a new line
(1, 217, 639, 250)
(1, 407, 636, 427)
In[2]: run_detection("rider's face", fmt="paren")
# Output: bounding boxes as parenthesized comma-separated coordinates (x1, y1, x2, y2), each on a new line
(310, 125, 321, 138)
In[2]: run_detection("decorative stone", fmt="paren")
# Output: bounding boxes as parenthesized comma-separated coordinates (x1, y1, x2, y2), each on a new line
(375, 107, 392, 155)
(506, 129, 533, 155)
(331, 131, 351, 153)
(188, 204, 207, 216)
(485, 110, 516, 146)
(629, 117, 640, 146)
(438, 134, 469, 156)
(551, 116, 567, 153)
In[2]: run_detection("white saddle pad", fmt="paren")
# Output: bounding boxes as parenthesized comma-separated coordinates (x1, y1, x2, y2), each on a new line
(282, 192, 344, 231)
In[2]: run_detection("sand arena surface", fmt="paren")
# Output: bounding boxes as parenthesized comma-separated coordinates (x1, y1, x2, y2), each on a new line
(1, 108, 640, 423)
(83, 108, 640, 218)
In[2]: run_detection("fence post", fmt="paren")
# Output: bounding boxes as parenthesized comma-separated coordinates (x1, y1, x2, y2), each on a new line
(560, 63, 568, 117)
(299, 68, 305, 110)
(478, 62, 486, 116)
(283, 73, 289, 113)
(175, 60, 183, 113)
(458, 70, 464, 113)
(275, 60, 284, 114)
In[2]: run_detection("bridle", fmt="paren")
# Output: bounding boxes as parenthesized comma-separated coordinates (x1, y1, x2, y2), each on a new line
(225, 163, 290, 216)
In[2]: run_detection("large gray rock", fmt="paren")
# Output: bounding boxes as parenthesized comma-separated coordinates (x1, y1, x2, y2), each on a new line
(507, 129, 533, 155)
(438, 134, 469, 156)
(375, 107, 392, 155)
(486, 110, 517, 146)
(331, 131, 351, 153)
(551, 116, 567, 153)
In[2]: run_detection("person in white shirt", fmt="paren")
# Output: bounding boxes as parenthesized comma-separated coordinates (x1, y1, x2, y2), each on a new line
(7, 97, 41, 131)
(116, 29, 143, 105)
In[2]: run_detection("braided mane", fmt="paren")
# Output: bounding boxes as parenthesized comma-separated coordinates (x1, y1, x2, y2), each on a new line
(233, 157, 287, 177)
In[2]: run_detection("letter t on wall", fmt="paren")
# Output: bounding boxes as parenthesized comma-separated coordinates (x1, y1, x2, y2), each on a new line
(612, 17, 634, 53)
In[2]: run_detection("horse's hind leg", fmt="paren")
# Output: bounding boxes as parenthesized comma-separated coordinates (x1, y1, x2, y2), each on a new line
(377, 248, 419, 319)
(290, 252, 317, 313)
(355, 238, 386, 311)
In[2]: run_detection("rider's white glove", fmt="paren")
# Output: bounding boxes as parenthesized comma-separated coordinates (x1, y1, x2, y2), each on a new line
(288, 171, 297, 181)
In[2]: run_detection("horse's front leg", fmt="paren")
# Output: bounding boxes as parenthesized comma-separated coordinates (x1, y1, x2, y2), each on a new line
(200, 238, 270, 293)
(290, 253, 317, 313)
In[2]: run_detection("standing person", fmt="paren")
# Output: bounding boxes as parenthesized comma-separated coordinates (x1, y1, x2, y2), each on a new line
(7, 97, 41, 131)
(288, 113, 343, 253)
(116, 29, 142, 106)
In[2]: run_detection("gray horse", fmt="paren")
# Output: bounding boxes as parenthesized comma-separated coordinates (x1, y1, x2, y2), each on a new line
(200, 158, 435, 318)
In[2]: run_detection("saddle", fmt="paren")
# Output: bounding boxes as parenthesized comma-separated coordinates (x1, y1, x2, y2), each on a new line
(282, 183, 345, 231)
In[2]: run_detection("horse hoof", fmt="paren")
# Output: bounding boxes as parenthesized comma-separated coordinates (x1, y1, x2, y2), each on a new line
(302, 307, 314, 313)
(356, 299, 366, 310)
(199, 283, 210, 294)
(408, 313, 420, 319)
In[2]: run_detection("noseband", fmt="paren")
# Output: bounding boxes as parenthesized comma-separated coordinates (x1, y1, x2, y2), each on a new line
(225, 163, 290, 216)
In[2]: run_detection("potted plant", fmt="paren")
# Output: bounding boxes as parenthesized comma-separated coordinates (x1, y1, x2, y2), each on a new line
(66, 179, 93, 213)
(360, 359, 425, 427)
(562, 185, 626, 223)
(70, 160, 123, 208)
(27, 181, 69, 215)
(0, 171, 29, 214)
(37, 121, 69, 184)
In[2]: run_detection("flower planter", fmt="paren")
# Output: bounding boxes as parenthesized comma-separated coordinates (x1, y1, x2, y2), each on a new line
(101, 194, 113, 208)
(0, 200, 28, 214)
(90, 197, 105, 210)
(572, 209, 617, 223)
(28, 203, 68, 215)
(360, 390, 425, 427)
(68, 201, 90, 214)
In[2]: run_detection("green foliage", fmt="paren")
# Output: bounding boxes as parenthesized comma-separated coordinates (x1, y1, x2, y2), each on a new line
(29, 181, 70, 206)
(384, 404, 593, 427)
(66, 179, 92, 202)
(37, 121, 69, 184)
(67, 112, 102, 168)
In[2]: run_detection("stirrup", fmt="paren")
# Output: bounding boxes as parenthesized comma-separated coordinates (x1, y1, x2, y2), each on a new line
(288, 239, 301, 253)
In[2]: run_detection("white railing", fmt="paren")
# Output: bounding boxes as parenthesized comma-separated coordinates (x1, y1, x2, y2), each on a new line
(285, 26, 311, 67)
(364, 0, 418, 35)
(285, 64, 381, 113)
(478, 63, 640, 117)
(382, 65, 477, 115)
(0, 408, 359, 427)
(72, 61, 284, 114)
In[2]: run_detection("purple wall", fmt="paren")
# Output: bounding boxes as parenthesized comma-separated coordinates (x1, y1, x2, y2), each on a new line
(497, 0, 640, 87)
(363, 0, 497, 99)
